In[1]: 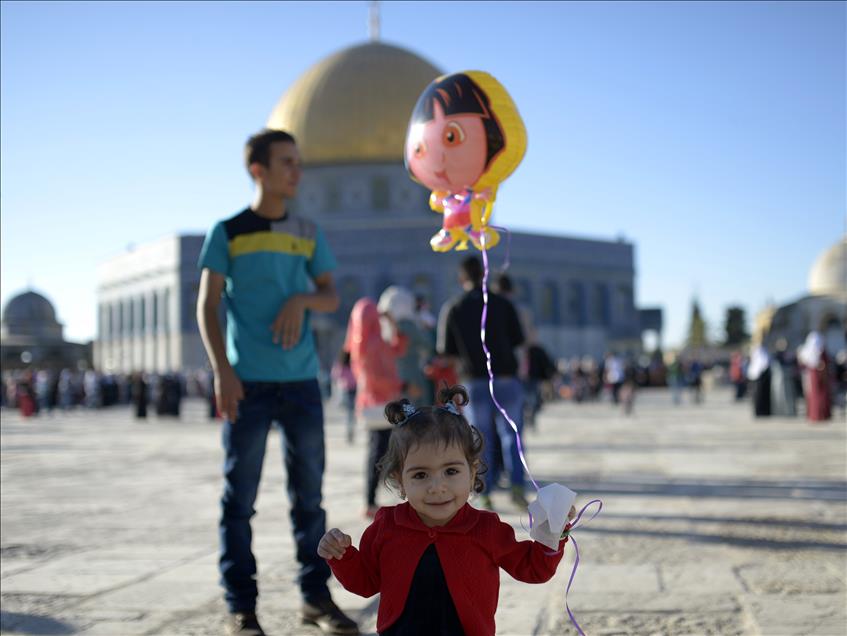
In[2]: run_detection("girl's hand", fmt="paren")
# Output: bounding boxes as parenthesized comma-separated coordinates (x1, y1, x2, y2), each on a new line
(560, 506, 579, 541)
(318, 528, 352, 560)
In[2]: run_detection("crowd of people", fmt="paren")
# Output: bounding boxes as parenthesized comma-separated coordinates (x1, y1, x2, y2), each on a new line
(736, 331, 846, 423)
(0, 367, 216, 419)
(7, 335, 842, 430)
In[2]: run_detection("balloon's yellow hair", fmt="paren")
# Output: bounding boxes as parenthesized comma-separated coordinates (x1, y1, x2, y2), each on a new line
(461, 70, 527, 193)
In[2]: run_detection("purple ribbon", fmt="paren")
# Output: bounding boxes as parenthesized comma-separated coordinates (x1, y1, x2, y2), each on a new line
(479, 229, 602, 634)
(480, 238, 539, 490)
(563, 499, 603, 636)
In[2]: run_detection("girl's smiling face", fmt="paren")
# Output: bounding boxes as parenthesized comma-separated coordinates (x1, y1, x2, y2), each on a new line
(399, 440, 475, 527)
(406, 100, 487, 193)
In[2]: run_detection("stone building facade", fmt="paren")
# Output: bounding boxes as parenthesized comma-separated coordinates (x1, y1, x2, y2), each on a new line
(94, 41, 659, 374)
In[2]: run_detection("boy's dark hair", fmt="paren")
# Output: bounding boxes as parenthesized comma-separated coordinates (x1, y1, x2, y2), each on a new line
(378, 385, 486, 494)
(244, 129, 297, 173)
(459, 256, 483, 286)
(410, 74, 504, 169)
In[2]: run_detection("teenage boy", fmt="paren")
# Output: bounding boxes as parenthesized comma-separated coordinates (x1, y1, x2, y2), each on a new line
(197, 129, 358, 636)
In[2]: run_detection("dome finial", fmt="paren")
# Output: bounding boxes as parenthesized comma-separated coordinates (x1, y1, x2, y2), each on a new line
(369, 1, 380, 41)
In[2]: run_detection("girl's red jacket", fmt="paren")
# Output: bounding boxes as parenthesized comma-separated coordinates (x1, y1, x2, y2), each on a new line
(327, 502, 568, 635)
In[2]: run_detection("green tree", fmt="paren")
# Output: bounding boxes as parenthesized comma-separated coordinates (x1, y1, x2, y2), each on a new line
(687, 299, 708, 348)
(724, 306, 749, 346)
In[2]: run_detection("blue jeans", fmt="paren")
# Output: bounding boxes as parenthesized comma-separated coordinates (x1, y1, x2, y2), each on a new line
(467, 378, 525, 494)
(219, 379, 331, 612)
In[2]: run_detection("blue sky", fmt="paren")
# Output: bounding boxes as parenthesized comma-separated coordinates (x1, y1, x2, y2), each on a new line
(1, 0, 844, 347)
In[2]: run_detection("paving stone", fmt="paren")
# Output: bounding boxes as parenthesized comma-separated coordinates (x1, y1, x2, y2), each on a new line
(2, 390, 845, 635)
(745, 594, 847, 636)
(658, 563, 744, 593)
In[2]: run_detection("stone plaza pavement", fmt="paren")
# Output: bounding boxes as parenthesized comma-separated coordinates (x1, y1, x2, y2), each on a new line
(1, 388, 845, 636)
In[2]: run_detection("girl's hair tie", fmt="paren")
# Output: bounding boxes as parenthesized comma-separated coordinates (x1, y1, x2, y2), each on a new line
(402, 403, 417, 418)
(396, 402, 418, 426)
(439, 401, 460, 416)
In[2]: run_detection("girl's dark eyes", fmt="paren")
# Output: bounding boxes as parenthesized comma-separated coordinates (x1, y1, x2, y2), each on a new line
(411, 468, 461, 479)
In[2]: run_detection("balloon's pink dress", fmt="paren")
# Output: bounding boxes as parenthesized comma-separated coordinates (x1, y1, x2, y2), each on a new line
(441, 192, 473, 230)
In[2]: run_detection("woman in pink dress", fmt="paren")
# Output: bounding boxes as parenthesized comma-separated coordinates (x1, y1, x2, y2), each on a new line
(798, 331, 832, 422)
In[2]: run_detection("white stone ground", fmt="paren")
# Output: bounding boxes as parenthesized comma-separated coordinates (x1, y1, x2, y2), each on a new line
(1, 387, 844, 636)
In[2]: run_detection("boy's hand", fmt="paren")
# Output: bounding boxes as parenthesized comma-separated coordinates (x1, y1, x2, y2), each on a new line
(318, 528, 352, 560)
(271, 295, 305, 350)
(215, 366, 244, 422)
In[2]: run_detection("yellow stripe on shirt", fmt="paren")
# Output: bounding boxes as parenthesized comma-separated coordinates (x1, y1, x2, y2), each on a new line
(229, 231, 316, 259)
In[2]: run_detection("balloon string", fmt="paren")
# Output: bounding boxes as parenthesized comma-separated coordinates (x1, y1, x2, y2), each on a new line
(563, 499, 603, 636)
(480, 233, 539, 492)
(479, 220, 600, 635)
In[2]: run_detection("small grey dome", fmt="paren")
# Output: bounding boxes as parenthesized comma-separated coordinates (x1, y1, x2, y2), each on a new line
(1, 290, 63, 339)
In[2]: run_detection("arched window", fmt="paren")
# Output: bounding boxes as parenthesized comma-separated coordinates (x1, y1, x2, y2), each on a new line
(162, 289, 170, 333)
(127, 299, 135, 336)
(325, 179, 341, 213)
(617, 284, 633, 324)
(372, 176, 390, 211)
(345, 180, 369, 210)
(106, 303, 120, 339)
(139, 296, 146, 333)
(182, 283, 199, 332)
(117, 301, 125, 337)
(539, 281, 560, 325)
(152, 293, 159, 333)
(593, 283, 611, 326)
(568, 282, 586, 327)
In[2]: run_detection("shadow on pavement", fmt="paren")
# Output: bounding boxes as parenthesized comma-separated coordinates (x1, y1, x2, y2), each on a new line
(0, 612, 76, 635)
(593, 512, 847, 532)
(573, 525, 846, 551)
(536, 474, 847, 502)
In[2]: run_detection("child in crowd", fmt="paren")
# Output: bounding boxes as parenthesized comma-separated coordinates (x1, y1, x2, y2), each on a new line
(343, 298, 407, 518)
(318, 385, 575, 636)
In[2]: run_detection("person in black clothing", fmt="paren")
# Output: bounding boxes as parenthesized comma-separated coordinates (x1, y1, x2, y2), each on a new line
(131, 372, 148, 419)
(437, 256, 526, 511)
(748, 344, 772, 417)
(525, 343, 557, 427)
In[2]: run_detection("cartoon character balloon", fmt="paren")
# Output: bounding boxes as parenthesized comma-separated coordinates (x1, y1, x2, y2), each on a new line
(405, 71, 527, 252)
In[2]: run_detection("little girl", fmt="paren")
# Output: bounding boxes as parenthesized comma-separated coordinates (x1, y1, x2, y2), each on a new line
(318, 385, 575, 636)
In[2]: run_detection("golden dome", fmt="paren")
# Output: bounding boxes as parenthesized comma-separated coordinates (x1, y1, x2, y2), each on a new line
(808, 236, 847, 297)
(267, 42, 442, 165)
